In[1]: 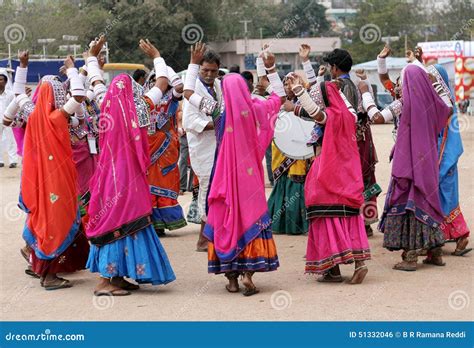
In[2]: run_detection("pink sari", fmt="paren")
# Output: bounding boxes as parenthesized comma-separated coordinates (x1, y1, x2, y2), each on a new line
(86, 74, 153, 244)
(204, 74, 281, 262)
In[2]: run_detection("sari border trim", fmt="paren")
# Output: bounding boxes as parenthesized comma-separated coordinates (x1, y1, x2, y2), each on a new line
(203, 211, 272, 263)
(88, 214, 152, 246)
(306, 205, 360, 219)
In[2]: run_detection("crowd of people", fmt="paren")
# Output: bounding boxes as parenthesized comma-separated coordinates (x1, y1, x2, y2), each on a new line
(1, 33, 471, 297)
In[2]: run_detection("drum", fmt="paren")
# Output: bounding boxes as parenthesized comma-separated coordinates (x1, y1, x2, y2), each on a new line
(273, 110, 314, 160)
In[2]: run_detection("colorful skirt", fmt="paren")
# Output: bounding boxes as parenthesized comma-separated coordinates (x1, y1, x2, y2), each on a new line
(87, 224, 176, 285)
(267, 173, 308, 235)
(440, 206, 470, 240)
(148, 131, 187, 231)
(31, 229, 90, 277)
(381, 211, 445, 251)
(305, 215, 371, 274)
(208, 228, 279, 274)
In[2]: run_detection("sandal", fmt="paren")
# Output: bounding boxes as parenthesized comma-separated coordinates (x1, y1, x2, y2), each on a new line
(348, 266, 368, 284)
(110, 277, 140, 291)
(42, 278, 72, 291)
(316, 273, 343, 283)
(24, 266, 40, 279)
(452, 238, 472, 256)
(242, 272, 259, 297)
(393, 261, 417, 272)
(94, 289, 131, 296)
(242, 287, 259, 296)
(20, 247, 31, 263)
(422, 258, 446, 266)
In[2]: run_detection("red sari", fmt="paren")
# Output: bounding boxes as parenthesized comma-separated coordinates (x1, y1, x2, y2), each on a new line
(22, 80, 88, 275)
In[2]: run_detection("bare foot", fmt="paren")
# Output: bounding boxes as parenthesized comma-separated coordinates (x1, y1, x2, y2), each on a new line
(110, 277, 140, 290)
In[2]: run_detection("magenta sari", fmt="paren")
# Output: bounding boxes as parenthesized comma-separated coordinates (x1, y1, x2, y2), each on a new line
(204, 74, 281, 264)
(86, 74, 152, 244)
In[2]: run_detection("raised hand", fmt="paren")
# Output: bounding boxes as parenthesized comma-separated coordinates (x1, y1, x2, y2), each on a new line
(299, 44, 311, 62)
(318, 65, 327, 77)
(357, 80, 370, 94)
(262, 50, 276, 70)
(355, 69, 367, 80)
(64, 55, 75, 70)
(139, 39, 161, 59)
(378, 44, 391, 58)
(59, 65, 67, 76)
(190, 42, 206, 64)
(414, 45, 423, 63)
(89, 35, 106, 57)
(18, 50, 29, 68)
(283, 99, 295, 112)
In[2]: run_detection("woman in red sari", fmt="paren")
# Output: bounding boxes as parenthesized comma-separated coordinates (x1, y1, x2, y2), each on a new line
(21, 56, 89, 290)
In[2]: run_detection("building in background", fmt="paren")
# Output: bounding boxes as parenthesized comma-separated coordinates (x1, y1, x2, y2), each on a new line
(208, 37, 341, 76)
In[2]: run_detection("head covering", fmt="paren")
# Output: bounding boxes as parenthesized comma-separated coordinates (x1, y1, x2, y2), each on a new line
(305, 81, 364, 216)
(388, 64, 451, 225)
(203, 73, 281, 262)
(0, 68, 12, 91)
(21, 79, 80, 259)
(86, 74, 153, 244)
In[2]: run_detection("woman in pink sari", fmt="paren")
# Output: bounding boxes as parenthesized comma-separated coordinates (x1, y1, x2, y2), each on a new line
(195, 46, 285, 296)
(287, 78, 370, 284)
(85, 39, 175, 296)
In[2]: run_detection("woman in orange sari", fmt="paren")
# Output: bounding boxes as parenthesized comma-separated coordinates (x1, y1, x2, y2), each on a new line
(21, 57, 89, 290)
(146, 69, 187, 235)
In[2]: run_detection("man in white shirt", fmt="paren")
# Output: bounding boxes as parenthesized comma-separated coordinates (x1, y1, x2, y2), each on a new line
(0, 69, 17, 168)
(183, 50, 223, 252)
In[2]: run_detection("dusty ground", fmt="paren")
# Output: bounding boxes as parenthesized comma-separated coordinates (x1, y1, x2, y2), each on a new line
(0, 123, 472, 321)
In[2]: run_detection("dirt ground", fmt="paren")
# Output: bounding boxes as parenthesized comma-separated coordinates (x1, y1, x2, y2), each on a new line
(0, 123, 472, 321)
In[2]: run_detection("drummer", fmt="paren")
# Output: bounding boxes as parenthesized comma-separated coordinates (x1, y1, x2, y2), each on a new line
(267, 72, 313, 236)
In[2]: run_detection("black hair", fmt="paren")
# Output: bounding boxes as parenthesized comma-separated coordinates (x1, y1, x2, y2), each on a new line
(240, 71, 253, 83)
(0, 74, 7, 82)
(132, 69, 146, 82)
(229, 64, 240, 73)
(218, 69, 226, 77)
(323, 49, 353, 73)
(201, 50, 221, 67)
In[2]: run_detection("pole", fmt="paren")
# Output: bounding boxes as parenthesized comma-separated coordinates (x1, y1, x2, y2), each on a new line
(404, 34, 407, 53)
(240, 20, 252, 57)
(43, 45, 46, 60)
(8, 44, 11, 70)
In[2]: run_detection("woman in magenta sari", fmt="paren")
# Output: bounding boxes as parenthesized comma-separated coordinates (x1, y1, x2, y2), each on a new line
(198, 47, 285, 296)
(380, 65, 451, 271)
(286, 77, 370, 284)
(86, 39, 175, 296)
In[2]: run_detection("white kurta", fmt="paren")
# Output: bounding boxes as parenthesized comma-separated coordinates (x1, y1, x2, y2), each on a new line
(182, 78, 222, 220)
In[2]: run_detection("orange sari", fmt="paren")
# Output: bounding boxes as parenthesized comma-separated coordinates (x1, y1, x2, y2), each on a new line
(22, 81, 81, 259)
(147, 91, 186, 231)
